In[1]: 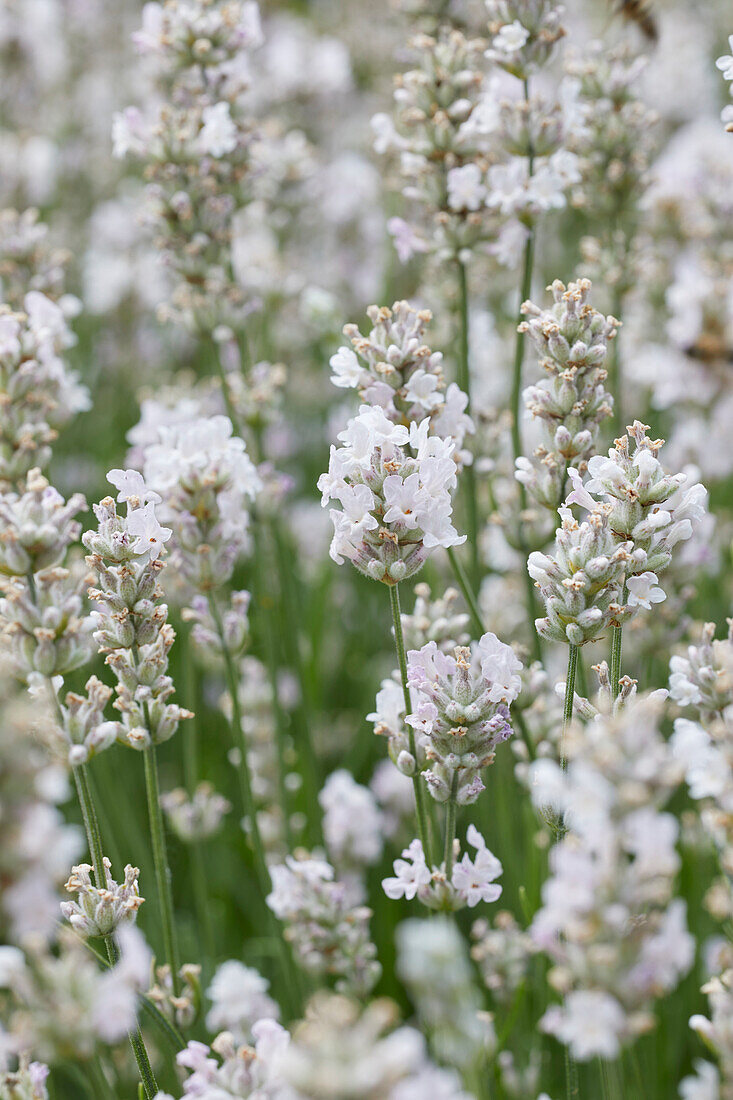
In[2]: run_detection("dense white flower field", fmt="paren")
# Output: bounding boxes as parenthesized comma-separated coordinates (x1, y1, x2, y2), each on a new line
(0, 0, 732, 1097)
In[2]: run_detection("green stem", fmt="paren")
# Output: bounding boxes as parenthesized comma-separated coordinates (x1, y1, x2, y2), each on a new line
(143, 743, 182, 997)
(68, 754, 158, 1094)
(389, 582, 432, 860)
(443, 773, 459, 879)
(509, 78, 542, 665)
(562, 645, 579, 749)
(610, 583, 628, 698)
(457, 259, 480, 585)
(608, 285, 625, 439)
(72, 764, 107, 888)
(207, 591, 302, 1014)
(104, 937, 159, 1099)
(446, 545, 485, 638)
(191, 838, 216, 973)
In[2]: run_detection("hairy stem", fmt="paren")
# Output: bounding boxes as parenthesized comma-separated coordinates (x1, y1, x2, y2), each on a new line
(610, 584, 628, 697)
(561, 644, 579, 769)
(443, 772, 459, 880)
(207, 591, 302, 1013)
(389, 582, 432, 860)
(446, 545, 485, 638)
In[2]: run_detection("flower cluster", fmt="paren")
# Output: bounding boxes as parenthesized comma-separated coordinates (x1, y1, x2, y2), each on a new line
(331, 301, 472, 463)
(319, 770, 384, 874)
(318, 406, 464, 584)
(566, 420, 708, 614)
(686, 969, 733, 1098)
(0, 1057, 50, 1100)
(0, 926, 152, 1063)
(406, 632, 521, 802)
(154, 1019, 290, 1100)
(0, 481, 92, 683)
(669, 621, 733, 919)
(485, 0, 564, 78)
(60, 859, 143, 939)
(471, 911, 536, 1004)
(141, 415, 261, 595)
(281, 993, 472, 1100)
(162, 782, 231, 843)
(396, 916, 494, 1072)
(0, 207, 71, 308)
(372, 28, 494, 261)
(529, 695, 693, 1061)
(82, 473, 191, 749)
(205, 960, 278, 1041)
(383, 826, 503, 912)
(0, 292, 87, 486)
(528, 505, 631, 646)
(266, 854, 381, 995)
(114, 0, 266, 332)
(516, 278, 617, 510)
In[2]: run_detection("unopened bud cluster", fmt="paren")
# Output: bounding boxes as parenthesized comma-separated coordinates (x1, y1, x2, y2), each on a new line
(82, 476, 191, 749)
(61, 858, 143, 938)
(0, 473, 93, 681)
(528, 506, 631, 646)
(318, 406, 464, 585)
(516, 278, 616, 509)
(406, 633, 521, 803)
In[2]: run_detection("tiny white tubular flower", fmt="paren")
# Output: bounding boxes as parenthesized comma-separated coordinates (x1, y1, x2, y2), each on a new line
(198, 101, 238, 157)
(687, 971, 733, 1099)
(126, 500, 172, 563)
(485, 0, 564, 77)
(206, 960, 278, 1041)
(626, 571, 665, 610)
(107, 468, 161, 506)
(266, 854, 381, 995)
(447, 164, 487, 211)
(60, 858, 144, 938)
(382, 828, 503, 912)
(0, 1057, 50, 1099)
(406, 634, 521, 804)
(318, 406, 464, 586)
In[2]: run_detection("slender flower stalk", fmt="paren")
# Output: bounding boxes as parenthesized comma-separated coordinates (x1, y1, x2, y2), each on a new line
(561, 643, 579, 769)
(142, 743, 181, 999)
(389, 582, 432, 860)
(609, 583, 628, 697)
(207, 591, 302, 1013)
(457, 261, 479, 584)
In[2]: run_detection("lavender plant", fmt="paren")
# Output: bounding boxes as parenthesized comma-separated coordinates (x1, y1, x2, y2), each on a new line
(1, 4, 733, 1100)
